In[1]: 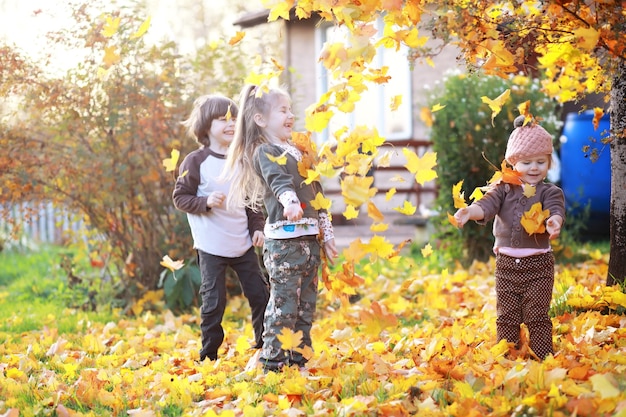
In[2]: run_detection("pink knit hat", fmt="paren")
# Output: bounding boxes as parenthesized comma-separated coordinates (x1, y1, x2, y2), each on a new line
(505, 115, 553, 165)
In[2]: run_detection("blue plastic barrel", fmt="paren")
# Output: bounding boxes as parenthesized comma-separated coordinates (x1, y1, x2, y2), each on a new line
(559, 111, 611, 232)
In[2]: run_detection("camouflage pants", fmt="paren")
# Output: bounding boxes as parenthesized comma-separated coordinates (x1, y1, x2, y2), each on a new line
(260, 236, 321, 365)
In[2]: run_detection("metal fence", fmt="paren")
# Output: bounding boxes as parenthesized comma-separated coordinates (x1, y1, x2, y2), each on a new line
(0, 202, 84, 246)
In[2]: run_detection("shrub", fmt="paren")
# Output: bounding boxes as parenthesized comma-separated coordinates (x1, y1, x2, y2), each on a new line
(0, 0, 252, 309)
(426, 73, 560, 265)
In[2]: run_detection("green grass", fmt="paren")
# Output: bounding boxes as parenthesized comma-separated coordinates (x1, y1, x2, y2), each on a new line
(0, 244, 118, 334)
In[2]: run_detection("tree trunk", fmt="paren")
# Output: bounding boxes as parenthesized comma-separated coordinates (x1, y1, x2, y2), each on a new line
(607, 60, 626, 287)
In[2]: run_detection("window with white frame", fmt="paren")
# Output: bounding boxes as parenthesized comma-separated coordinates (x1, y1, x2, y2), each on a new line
(316, 20, 413, 142)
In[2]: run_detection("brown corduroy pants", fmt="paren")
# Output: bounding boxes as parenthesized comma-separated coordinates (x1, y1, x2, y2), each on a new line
(495, 252, 555, 359)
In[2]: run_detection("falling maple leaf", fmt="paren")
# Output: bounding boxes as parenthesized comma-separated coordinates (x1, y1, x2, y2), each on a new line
(390, 95, 402, 111)
(431, 103, 446, 112)
(228, 31, 246, 46)
(481, 89, 511, 126)
(310, 192, 331, 211)
(367, 201, 385, 223)
(488, 160, 523, 186)
(341, 175, 377, 207)
(421, 243, 433, 257)
(162, 149, 180, 172)
(343, 205, 359, 220)
(160, 255, 184, 272)
(420, 106, 433, 127)
(447, 212, 459, 227)
(452, 180, 467, 209)
(130, 16, 151, 39)
(402, 149, 437, 186)
(521, 202, 550, 235)
(393, 200, 416, 215)
(385, 188, 396, 201)
(593, 107, 604, 131)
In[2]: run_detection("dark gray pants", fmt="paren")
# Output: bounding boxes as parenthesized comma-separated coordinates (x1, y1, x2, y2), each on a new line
(197, 247, 269, 361)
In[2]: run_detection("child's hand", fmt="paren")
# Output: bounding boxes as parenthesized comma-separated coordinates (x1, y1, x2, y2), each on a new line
(546, 215, 563, 240)
(323, 238, 338, 265)
(251, 230, 265, 247)
(207, 191, 226, 208)
(454, 207, 470, 228)
(284, 203, 303, 221)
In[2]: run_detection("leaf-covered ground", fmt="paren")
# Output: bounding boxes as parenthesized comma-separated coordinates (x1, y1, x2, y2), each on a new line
(1, 252, 625, 417)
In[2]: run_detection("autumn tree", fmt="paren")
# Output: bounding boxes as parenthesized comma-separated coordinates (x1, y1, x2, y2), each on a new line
(264, 0, 626, 286)
(0, 0, 251, 304)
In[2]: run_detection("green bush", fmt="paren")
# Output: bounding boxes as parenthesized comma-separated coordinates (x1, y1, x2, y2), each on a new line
(426, 73, 559, 265)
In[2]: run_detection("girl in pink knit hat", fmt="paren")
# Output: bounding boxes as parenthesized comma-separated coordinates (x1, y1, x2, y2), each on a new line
(454, 115, 565, 360)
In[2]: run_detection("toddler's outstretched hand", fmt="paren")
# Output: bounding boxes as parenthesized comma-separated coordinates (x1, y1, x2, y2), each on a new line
(546, 215, 563, 240)
(454, 207, 470, 228)
(284, 203, 303, 221)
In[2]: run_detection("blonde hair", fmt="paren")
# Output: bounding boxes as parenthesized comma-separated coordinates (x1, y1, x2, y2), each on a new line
(223, 85, 291, 211)
(181, 94, 238, 147)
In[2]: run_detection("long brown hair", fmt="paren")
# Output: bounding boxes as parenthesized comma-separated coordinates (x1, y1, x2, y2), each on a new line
(222, 85, 291, 211)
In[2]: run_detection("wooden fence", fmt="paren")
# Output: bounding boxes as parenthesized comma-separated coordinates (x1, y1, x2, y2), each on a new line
(0, 202, 83, 246)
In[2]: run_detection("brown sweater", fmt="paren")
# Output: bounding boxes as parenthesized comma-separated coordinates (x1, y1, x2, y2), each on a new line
(474, 182, 565, 249)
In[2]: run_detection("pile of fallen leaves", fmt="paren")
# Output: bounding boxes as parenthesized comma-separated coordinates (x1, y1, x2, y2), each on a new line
(1, 251, 625, 417)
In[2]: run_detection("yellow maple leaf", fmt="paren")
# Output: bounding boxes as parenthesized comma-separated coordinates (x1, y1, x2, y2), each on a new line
(228, 31, 246, 46)
(390, 95, 402, 111)
(377, 151, 392, 168)
(517, 101, 532, 123)
(130, 16, 151, 39)
(447, 212, 459, 228)
(343, 205, 360, 220)
(103, 46, 121, 68)
(160, 255, 184, 272)
(304, 107, 334, 132)
(277, 328, 303, 351)
(370, 222, 388, 232)
(522, 183, 536, 198)
(310, 192, 331, 211)
(421, 243, 433, 258)
(341, 175, 377, 207)
(385, 188, 396, 201)
(265, 150, 288, 165)
(469, 187, 483, 202)
(420, 106, 433, 127)
(452, 180, 467, 209)
(162, 149, 180, 172)
(394, 200, 417, 215)
(267, 0, 293, 21)
(481, 89, 511, 126)
(431, 103, 446, 112)
(403, 149, 437, 186)
(367, 201, 384, 222)
(102, 15, 120, 37)
(520, 202, 550, 235)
